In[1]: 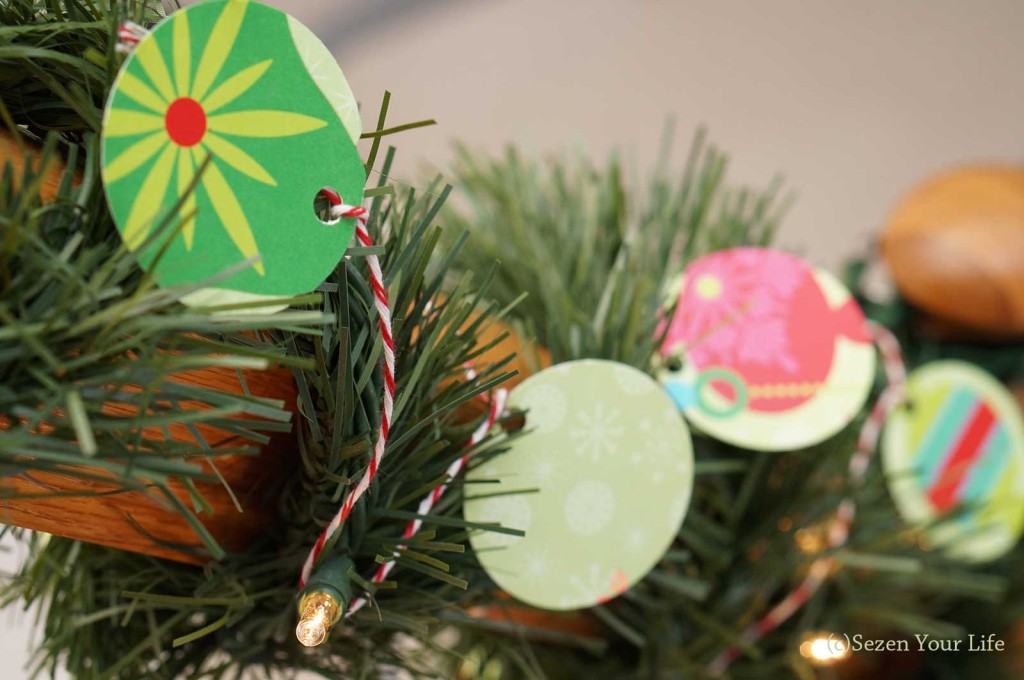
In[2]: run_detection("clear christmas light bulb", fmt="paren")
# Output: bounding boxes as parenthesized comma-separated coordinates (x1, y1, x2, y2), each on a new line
(295, 591, 340, 647)
(799, 631, 850, 665)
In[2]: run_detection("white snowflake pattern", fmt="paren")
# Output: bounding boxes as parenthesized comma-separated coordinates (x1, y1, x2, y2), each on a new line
(569, 402, 624, 461)
(625, 528, 649, 552)
(473, 495, 531, 548)
(564, 480, 616, 536)
(476, 463, 500, 480)
(612, 364, 654, 396)
(633, 433, 680, 466)
(523, 552, 549, 579)
(534, 457, 558, 484)
(662, 404, 683, 426)
(518, 384, 568, 434)
(567, 563, 611, 604)
(632, 432, 687, 485)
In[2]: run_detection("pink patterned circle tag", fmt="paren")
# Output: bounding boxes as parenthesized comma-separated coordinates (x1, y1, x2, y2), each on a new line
(658, 247, 875, 451)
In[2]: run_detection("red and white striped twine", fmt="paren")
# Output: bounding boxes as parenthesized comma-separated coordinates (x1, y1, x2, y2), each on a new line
(708, 321, 906, 675)
(299, 190, 396, 589)
(347, 373, 508, 617)
(113, 16, 501, 624)
(116, 21, 148, 54)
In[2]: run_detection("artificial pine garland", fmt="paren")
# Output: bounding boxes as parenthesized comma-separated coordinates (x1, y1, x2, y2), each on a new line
(2, 3, 1022, 680)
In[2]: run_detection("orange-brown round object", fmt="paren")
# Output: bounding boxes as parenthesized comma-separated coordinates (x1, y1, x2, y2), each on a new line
(471, 319, 551, 390)
(881, 165, 1024, 337)
(0, 129, 80, 203)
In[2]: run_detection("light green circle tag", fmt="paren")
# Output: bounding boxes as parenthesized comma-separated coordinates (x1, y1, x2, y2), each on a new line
(102, 0, 364, 305)
(465, 359, 694, 610)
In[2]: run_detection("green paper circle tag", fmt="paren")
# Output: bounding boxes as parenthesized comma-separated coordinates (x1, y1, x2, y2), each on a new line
(465, 360, 695, 610)
(882, 361, 1024, 562)
(102, 0, 364, 305)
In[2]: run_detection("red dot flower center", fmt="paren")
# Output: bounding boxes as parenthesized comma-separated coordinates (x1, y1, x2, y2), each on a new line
(165, 97, 206, 147)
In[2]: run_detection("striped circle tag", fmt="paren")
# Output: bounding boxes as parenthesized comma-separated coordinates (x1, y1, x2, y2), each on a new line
(883, 361, 1024, 562)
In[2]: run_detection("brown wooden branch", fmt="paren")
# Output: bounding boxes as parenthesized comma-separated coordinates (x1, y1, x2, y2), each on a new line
(0, 364, 298, 565)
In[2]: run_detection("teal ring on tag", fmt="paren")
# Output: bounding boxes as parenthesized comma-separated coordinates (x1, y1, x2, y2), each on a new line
(696, 368, 748, 418)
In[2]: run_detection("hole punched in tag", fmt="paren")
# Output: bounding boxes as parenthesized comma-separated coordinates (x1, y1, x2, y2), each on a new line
(313, 186, 342, 225)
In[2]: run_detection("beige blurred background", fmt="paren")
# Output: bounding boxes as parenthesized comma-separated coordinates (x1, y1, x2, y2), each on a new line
(292, 0, 1024, 271)
(3, 0, 1024, 676)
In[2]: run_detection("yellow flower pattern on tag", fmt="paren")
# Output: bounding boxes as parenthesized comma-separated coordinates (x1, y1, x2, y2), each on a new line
(105, 0, 328, 273)
(102, 0, 364, 302)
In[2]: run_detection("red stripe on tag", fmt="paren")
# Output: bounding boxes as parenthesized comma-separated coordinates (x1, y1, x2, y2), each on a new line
(927, 401, 996, 512)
